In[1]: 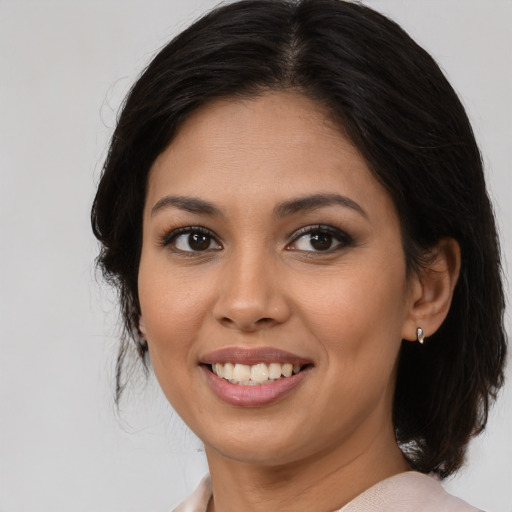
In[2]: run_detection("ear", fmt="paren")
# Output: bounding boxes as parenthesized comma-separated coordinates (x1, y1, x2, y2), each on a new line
(402, 238, 461, 342)
(138, 315, 147, 337)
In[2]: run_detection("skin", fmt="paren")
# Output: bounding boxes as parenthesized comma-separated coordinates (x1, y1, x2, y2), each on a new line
(138, 92, 460, 512)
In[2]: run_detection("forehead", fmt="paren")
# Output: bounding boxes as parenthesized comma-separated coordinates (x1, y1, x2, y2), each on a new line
(146, 91, 393, 220)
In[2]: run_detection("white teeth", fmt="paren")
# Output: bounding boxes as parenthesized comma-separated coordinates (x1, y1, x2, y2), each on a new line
(214, 363, 224, 378)
(233, 364, 251, 381)
(251, 363, 269, 383)
(268, 363, 282, 379)
(223, 362, 234, 379)
(282, 363, 293, 378)
(211, 362, 304, 385)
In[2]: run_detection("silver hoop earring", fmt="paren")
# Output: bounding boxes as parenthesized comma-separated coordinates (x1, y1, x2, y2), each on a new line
(417, 327, 425, 344)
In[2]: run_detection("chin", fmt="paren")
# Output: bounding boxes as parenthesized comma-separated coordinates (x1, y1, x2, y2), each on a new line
(206, 440, 306, 468)
(200, 420, 331, 469)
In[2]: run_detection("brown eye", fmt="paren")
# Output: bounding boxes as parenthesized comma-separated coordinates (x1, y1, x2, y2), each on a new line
(288, 225, 352, 253)
(309, 232, 333, 251)
(167, 228, 221, 253)
(188, 232, 211, 251)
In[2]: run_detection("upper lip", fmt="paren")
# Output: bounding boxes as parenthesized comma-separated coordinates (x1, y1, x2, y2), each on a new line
(201, 347, 313, 366)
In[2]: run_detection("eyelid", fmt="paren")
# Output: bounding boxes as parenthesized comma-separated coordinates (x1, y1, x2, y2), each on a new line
(161, 226, 222, 251)
(159, 224, 352, 254)
(287, 224, 354, 251)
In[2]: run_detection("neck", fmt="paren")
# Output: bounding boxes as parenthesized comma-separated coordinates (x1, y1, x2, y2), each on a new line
(204, 420, 409, 512)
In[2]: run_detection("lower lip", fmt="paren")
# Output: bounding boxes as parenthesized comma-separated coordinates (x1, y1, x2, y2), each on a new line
(201, 366, 311, 407)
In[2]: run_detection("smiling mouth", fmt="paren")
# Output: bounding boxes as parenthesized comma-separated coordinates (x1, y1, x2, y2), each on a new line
(208, 362, 308, 385)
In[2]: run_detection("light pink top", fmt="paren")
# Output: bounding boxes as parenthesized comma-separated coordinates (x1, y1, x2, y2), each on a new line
(172, 472, 482, 512)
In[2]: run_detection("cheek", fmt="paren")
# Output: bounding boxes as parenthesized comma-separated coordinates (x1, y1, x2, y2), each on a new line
(138, 261, 213, 360)
(138, 265, 212, 413)
(291, 258, 408, 370)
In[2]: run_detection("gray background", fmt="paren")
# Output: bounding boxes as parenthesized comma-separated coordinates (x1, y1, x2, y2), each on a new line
(1, 1, 511, 511)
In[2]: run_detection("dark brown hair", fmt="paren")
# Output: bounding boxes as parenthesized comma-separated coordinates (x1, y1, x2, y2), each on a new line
(91, 0, 507, 477)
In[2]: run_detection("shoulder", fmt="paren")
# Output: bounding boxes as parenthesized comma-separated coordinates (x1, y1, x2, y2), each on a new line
(171, 472, 481, 512)
(339, 471, 482, 512)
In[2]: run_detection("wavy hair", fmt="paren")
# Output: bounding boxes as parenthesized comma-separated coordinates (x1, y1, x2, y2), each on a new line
(91, 0, 507, 477)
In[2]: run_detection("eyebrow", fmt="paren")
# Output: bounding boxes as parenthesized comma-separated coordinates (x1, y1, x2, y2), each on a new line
(150, 192, 367, 219)
(274, 193, 367, 219)
(151, 196, 224, 218)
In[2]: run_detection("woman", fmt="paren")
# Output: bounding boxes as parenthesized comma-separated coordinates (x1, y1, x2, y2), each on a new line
(91, 1, 507, 510)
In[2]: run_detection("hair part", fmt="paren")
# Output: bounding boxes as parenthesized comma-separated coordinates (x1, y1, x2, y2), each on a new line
(91, 0, 507, 477)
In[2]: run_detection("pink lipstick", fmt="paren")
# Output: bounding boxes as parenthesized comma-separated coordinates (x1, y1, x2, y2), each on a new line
(202, 346, 311, 366)
(200, 347, 313, 407)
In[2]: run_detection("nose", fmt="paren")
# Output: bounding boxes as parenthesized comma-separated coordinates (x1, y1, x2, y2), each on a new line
(212, 251, 291, 332)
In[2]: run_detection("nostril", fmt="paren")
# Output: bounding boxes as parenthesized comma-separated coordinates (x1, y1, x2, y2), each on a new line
(219, 317, 234, 326)
(218, 315, 276, 331)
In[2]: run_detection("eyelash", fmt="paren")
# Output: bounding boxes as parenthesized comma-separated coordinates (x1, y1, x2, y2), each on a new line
(287, 224, 354, 253)
(161, 226, 221, 255)
(160, 224, 354, 255)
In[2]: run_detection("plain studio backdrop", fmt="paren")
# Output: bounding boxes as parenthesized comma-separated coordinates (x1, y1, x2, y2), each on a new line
(0, 1, 511, 511)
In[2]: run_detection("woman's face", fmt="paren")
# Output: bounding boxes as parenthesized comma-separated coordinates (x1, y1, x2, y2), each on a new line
(138, 92, 418, 467)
